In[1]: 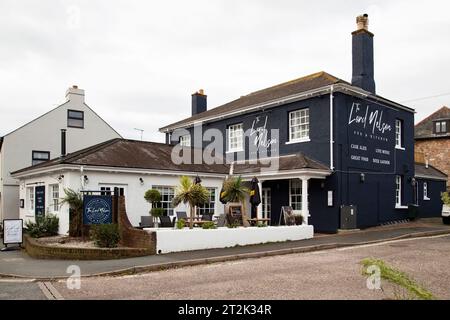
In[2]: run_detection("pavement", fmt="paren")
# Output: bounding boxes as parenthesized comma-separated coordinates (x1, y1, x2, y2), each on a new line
(1, 218, 449, 280)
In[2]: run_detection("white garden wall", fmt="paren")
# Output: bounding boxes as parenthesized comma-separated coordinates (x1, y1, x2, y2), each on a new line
(149, 225, 314, 254)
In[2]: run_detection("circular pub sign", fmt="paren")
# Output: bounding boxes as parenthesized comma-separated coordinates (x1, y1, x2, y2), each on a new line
(83, 195, 113, 225)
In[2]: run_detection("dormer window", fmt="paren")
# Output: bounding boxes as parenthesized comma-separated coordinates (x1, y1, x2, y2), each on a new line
(434, 120, 448, 134)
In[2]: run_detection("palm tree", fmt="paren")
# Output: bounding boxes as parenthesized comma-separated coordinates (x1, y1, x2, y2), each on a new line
(60, 188, 83, 237)
(173, 176, 210, 229)
(222, 176, 250, 222)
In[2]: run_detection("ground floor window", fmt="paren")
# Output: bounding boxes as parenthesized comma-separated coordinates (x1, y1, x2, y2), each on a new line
(198, 187, 216, 215)
(153, 186, 175, 216)
(290, 179, 302, 210)
(395, 175, 402, 206)
(27, 186, 34, 210)
(100, 186, 126, 196)
(423, 182, 430, 200)
(49, 184, 59, 212)
(262, 188, 271, 219)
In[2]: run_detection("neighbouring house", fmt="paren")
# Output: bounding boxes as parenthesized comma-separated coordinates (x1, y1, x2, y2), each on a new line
(415, 106, 450, 191)
(12, 139, 228, 234)
(159, 14, 428, 232)
(0, 86, 121, 222)
(414, 163, 447, 217)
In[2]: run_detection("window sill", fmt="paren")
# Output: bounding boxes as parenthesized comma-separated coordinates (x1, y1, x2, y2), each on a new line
(286, 138, 310, 145)
(424, 197, 430, 201)
(395, 146, 405, 151)
(226, 149, 244, 154)
(395, 205, 408, 209)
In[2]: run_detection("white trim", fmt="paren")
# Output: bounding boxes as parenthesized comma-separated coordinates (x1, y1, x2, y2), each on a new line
(285, 138, 310, 145)
(395, 146, 405, 151)
(395, 205, 408, 209)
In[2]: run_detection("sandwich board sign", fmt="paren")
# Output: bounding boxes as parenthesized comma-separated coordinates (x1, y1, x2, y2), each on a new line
(2, 219, 23, 251)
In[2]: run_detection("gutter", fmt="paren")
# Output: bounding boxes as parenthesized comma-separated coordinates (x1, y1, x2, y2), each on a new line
(160, 83, 415, 132)
(329, 85, 334, 170)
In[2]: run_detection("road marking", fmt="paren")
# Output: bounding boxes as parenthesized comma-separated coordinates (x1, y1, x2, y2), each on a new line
(38, 282, 64, 300)
(0, 278, 36, 283)
(337, 234, 450, 251)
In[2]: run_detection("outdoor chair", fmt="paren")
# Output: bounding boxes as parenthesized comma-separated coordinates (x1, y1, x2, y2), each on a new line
(201, 213, 213, 221)
(176, 211, 188, 220)
(139, 216, 154, 228)
(159, 216, 176, 228)
(216, 214, 226, 227)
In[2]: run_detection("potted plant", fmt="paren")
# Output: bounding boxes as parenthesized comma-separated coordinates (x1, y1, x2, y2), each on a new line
(144, 189, 163, 228)
(173, 176, 210, 229)
(441, 192, 450, 225)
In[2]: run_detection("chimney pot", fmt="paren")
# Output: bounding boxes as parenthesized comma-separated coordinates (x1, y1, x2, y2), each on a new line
(72, 85, 78, 89)
(356, 14, 369, 31)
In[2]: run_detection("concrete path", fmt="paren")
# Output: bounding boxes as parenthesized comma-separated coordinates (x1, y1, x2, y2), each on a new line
(1, 219, 449, 280)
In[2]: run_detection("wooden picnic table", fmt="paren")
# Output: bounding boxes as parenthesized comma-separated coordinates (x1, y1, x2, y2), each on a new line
(246, 218, 271, 226)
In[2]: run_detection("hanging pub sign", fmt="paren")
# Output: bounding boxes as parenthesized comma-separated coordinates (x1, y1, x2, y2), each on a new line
(35, 186, 45, 217)
(83, 195, 113, 225)
(2, 219, 23, 247)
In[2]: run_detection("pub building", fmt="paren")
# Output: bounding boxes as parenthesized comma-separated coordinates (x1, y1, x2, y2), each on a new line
(160, 14, 447, 232)
(13, 14, 447, 235)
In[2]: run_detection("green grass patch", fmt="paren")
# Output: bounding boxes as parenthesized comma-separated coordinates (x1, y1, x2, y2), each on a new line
(361, 258, 436, 300)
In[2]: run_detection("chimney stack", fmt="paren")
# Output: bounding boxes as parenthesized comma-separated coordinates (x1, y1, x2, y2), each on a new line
(61, 129, 67, 158)
(191, 89, 207, 115)
(65, 85, 85, 103)
(351, 14, 376, 94)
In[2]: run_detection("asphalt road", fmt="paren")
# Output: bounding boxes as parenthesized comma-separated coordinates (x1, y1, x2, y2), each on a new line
(31, 234, 449, 300)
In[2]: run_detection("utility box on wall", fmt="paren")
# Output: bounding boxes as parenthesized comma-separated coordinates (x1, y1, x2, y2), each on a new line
(340, 205, 357, 230)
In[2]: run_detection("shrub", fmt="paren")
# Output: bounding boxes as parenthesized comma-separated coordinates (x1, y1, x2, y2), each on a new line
(60, 188, 83, 237)
(294, 214, 304, 225)
(226, 221, 240, 228)
(442, 192, 450, 205)
(257, 222, 268, 228)
(25, 214, 59, 238)
(151, 207, 165, 218)
(176, 218, 186, 229)
(144, 189, 162, 204)
(202, 221, 217, 229)
(90, 224, 120, 248)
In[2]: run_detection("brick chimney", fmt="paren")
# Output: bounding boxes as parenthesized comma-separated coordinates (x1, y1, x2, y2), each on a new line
(351, 14, 376, 94)
(191, 89, 207, 115)
(65, 85, 85, 103)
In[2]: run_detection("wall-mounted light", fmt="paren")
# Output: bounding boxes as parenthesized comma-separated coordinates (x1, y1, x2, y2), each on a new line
(83, 175, 89, 184)
(139, 177, 144, 185)
(360, 173, 365, 183)
(58, 174, 65, 183)
(320, 181, 325, 189)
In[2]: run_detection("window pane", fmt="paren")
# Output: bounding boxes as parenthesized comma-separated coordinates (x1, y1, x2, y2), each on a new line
(68, 110, 83, 119)
(68, 118, 84, 128)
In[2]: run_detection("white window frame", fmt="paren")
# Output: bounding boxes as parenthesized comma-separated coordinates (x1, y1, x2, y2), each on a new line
(395, 175, 403, 208)
(435, 121, 447, 134)
(153, 186, 175, 216)
(423, 182, 430, 200)
(287, 108, 310, 144)
(289, 179, 303, 210)
(227, 123, 244, 153)
(395, 119, 404, 150)
(27, 186, 35, 212)
(262, 188, 272, 220)
(198, 187, 216, 216)
(49, 184, 60, 213)
(179, 134, 191, 147)
(32, 151, 50, 166)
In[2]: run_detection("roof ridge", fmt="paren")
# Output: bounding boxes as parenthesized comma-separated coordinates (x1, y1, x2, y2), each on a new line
(245, 71, 341, 97)
(415, 106, 450, 127)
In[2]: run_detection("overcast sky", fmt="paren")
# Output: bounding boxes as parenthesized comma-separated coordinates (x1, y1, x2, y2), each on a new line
(1, 0, 449, 142)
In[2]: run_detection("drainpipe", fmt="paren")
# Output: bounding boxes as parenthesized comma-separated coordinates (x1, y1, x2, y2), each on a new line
(329, 85, 334, 170)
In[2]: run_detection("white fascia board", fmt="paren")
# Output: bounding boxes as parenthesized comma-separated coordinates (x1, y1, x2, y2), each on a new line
(12, 164, 228, 179)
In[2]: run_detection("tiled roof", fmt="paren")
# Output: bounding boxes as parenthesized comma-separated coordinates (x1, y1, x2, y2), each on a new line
(415, 106, 450, 139)
(160, 71, 347, 131)
(415, 163, 447, 180)
(12, 139, 230, 175)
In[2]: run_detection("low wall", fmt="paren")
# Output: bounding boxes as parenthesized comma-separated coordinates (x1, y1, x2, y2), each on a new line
(24, 235, 153, 260)
(147, 225, 314, 254)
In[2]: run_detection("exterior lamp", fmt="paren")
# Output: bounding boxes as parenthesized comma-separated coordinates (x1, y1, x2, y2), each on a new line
(360, 173, 365, 183)
(83, 175, 89, 184)
(139, 177, 144, 185)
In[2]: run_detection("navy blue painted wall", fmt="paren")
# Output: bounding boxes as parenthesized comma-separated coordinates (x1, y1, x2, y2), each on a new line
(416, 179, 446, 218)
(169, 91, 416, 232)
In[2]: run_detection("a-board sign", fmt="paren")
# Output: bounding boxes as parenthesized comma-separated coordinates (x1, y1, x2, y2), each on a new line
(83, 195, 113, 225)
(280, 206, 296, 226)
(2, 219, 23, 245)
